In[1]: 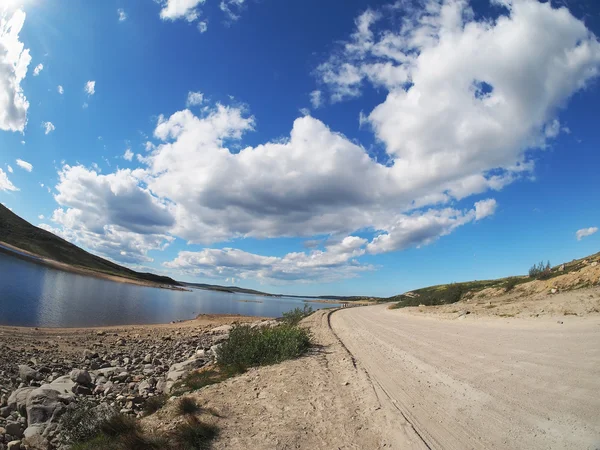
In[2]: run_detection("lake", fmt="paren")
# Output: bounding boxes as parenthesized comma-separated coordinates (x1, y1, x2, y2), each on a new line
(0, 252, 339, 327)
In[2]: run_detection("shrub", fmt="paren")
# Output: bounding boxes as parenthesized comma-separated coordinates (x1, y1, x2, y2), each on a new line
(172, 419, 218, 450)
(281, 304, 314, 325)
(60, 401, 120, 445)
(529, 261, 552, 280)
(172, 369, 238, 395)
(142, 394, 167, 416)
(504, 278, 518, 292)
(216, 324, 311, 371)
(177, 397, 201, 416)
(61, 403, 166, 450)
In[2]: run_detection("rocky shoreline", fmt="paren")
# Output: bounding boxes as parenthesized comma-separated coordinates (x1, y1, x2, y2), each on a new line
(0, 315, 275, 450)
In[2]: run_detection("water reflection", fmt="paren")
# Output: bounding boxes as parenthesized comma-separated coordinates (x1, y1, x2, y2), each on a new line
(0, 252, 339, 327)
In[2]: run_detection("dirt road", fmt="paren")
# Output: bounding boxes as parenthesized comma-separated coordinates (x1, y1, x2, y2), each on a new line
(331, 304, 600, 450)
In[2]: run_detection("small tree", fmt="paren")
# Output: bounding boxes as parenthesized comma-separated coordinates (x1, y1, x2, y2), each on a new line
(529, 261, 552, 280)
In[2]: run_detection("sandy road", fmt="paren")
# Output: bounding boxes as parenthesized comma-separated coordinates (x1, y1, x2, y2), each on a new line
(331, 304, 600, 450)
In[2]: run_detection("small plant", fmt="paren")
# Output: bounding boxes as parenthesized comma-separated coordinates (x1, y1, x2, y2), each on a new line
(177, 397, 201, 416)
(504, 278, 518, 292)
(172, 418, 219, 450)
(142, 394, 167, 416)
(216, 324, 311, 371)
(529, 261, 552, 280)
(60, 401, 120, 445)
(172, 368, 240, 395)
(282, 304, 314, 325)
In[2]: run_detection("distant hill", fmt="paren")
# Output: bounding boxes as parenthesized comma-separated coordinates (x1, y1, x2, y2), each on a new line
(0, 204, 179, 286)
(182, 282, 280, 297)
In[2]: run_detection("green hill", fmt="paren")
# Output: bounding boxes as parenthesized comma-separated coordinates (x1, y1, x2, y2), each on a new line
(0, 204, 179, 286)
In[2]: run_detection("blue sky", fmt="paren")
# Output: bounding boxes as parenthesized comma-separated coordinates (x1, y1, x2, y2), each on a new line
(0, 0, 599, 297)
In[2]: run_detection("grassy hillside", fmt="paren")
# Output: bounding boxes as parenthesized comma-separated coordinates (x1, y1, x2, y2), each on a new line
(389, 251, 600, 309)
(0, 204, 179, 286)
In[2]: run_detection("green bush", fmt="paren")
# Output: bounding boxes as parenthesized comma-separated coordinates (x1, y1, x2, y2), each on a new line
(59, 401, 120, 445)
(171, 369, 238, 395)
(216, 324, 311, 371)
(504, 278, 519, 292)
(529, 261, 552, 279)
(281, 304, 314, 325)
(60, 404, 166, 450)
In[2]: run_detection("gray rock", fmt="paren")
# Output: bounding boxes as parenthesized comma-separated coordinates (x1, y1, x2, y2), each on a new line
(69, 369, 92, 386)
(18, 366, 39, 383)
(210, 324, 233, 334)
(7, 441, 21, 450)
(47, 376, 75, 396)
(7, 388, 35, 416)
(25, 387, 65, 427)
(5, 422, 22, 438)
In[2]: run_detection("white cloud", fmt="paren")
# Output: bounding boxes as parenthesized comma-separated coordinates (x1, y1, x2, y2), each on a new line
(474, 198, 497, 221)
(158, 0, 246, 27)
(165, 235, 372, 284)
(33, 63, 43, 76)
(118, 8, 127, 22)
(0, 8, 31, 132)
(84, 80, 95, 96)
(38, 214, 44, 219)
(576, 227, 598, 241)
(159, 0, 205, 22)
(186, 91, 204, 107)
(123, 149, 134, 161)
(43, 165, 176, 263)
(0, 168, 17, 191)
(57, 85, 64, 95)
(310, 90, 322, 109)
(42, 121, 55, 134)
(367, 201, 495, 255)
(7, 164, 13, 173)
(220, 0, 245, 21)
(15, 158, 32, 172)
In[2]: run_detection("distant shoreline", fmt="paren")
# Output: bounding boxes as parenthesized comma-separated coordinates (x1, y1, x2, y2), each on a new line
(0, 240, 187, 291)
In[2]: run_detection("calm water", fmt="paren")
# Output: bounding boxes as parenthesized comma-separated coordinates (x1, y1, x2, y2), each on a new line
(0, 252, 339, 327)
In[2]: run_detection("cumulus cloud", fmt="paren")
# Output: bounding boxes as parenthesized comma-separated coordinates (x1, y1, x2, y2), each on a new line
(57, 85, 64, 95)
(0, 168, 17, 191)
(84, 80, 95, 96)
(576, 227, 598, 241)
(38, 214, 44, 219)
(42, 121, 55, 134)
(123, 149, 134, 161)
(165, 236, 372, 284)
(45, 0, 600, 281)
(43, 165, 176, 263)
(7, 164, 13, 173)
(15, 158, 31, 172)
(0, 8, 31, 132)
(186, 91, 204, 107)
(367, 201, 495, 254)
(118, 8, 127, 22)
(33, 63, 43, 76)
(197, 21, 208, 33)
